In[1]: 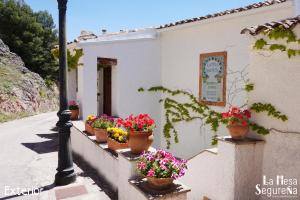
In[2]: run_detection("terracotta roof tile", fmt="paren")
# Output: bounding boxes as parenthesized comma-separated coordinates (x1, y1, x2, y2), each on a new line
(157, 0, 289, 29)
(241, 16, 300, 35)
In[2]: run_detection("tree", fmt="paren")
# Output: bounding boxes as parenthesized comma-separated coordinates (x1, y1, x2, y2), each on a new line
(0, 0, 58, 81)
(52, 48, 83, 71)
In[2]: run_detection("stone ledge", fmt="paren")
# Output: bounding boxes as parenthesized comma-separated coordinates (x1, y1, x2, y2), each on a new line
(118, 147, 156, 161)
(129, 178, 190, 200)
(73, 122, 119, 159)
(217, 136, 265, 145)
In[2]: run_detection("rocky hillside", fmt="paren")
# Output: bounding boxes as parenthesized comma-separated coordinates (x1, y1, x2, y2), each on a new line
(0, 39, 58, 122)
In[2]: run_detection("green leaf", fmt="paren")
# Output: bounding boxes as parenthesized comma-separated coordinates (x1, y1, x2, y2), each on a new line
(254, 39, 267, 49)
(245, 83, 254, 92)
(269, 44, 286, 51)
(138, 87, 144, 92)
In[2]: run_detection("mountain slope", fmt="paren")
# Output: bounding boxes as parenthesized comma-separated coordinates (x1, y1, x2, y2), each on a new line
(0, 39, 58, 122)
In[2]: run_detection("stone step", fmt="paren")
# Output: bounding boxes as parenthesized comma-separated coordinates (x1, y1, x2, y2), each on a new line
(127, 178, 190, 200)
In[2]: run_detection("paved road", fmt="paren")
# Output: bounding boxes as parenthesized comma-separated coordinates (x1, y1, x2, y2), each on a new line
(0, 112, 112, 200)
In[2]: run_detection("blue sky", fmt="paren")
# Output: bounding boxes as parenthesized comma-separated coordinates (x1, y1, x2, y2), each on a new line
(25, 0, 261, 41)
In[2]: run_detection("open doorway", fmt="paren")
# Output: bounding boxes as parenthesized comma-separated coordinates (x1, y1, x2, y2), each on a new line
(97, 57, 117, 116)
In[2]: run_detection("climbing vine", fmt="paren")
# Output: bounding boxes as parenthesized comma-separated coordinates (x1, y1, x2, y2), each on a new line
(138, 85, 287, 148)
(254, 26, 300, 58)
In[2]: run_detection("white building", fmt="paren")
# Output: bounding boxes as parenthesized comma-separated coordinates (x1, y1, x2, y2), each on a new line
(70, 0, 295, 158)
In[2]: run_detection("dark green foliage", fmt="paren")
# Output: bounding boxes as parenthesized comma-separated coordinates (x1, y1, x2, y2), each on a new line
(245, 83, 254, 92)
(254, 26, 300, 58)
(138, 87, 144, 92)
(254, 39, 267, 49)
(139, 86, 288, 148)
(267, 27, 296, 43)
(249, 122, 269, 135)
(0, 0, 58, 80)
(269, 44, 286, 51)
(250, 103, 288, 121)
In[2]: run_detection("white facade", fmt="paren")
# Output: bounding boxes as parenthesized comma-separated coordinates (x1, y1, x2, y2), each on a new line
(77, 29, 162, 147)
(67, 68, 77, 101)
(75, 1, 294, 158)
(248, 25, 300, 199)
(158, 1, 294, 158)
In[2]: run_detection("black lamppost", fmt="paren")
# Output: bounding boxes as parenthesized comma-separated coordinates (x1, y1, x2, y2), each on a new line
(55, 0, 76, 186)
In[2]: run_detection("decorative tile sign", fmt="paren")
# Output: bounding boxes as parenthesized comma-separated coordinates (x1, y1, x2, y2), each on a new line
(199, 52, 227, 106)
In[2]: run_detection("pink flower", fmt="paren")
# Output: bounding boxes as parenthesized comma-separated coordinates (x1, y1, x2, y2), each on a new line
(179, 169, 186, 177)
(171, 172, 179, 179)
(68, 100, 77, 105)
(159, 158, 169, 165)
(137, 161, 146, 170)
(147, 169, 155, 177)
(146, 154, 155, 161)
(160, 164, 167, 171)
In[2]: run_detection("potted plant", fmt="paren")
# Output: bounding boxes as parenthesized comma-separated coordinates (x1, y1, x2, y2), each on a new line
(221, 106, 251, 140)
(92, 115, 114, 142)
(85, 115, 96, 135)
(68, 100, 79, 120)
(116, 114, 155, 154)
(107, 127, 129, 151)
(137, 150, 187, 190)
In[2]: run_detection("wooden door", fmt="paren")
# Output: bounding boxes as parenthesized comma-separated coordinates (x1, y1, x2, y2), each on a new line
(103, 67, 111, 115)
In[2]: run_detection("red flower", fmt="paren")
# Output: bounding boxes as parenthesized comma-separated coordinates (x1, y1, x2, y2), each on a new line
(224, 106, 251, 126)
(221, 112, 229, 119)
(241, 121, 248, 126)
(243, 110, 251, 119)
(117, 114, 155, 132)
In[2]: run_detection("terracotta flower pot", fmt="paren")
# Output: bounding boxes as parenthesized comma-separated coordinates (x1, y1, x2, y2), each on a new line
(128, 130, 153, 154)
(227, 124, 249, 140)
(94, 128, 108, 143)
(85, 123, 94, 135)
(70, 109, 79, 120)
(147, 177, 174, 190)
(107, 137, 129, 151)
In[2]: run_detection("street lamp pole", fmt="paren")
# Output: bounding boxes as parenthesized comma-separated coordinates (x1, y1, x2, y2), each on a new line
(55, 0, 76, 186)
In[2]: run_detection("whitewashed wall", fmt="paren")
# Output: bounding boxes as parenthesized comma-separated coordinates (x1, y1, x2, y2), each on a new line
(78, 36, 162, 147)
(77, 65, 84, 119)
(67, 69, 77, 102)
(159, 2, 294, 158)
(295, 0, 300, 14)
(248, 25, 300, 199)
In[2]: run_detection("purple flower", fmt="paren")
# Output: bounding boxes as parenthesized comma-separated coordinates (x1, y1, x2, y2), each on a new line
(146, 154, 155, 161)
(179, 169, 186, 177)
(171, 172, 179, 179)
